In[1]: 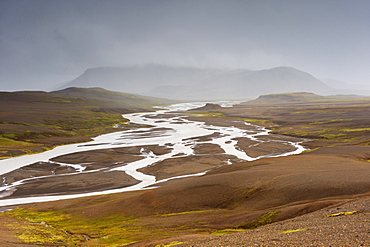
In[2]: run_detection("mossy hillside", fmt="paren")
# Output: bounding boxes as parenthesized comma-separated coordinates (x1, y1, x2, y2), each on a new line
(250, 104, 370, 145)
(0, 137, 40, 148)
(237, 211, 279, 229)
(0, 87, 172, 158)
(0, 111, 129, 159)
(2, 206, 270, 245)
(43, 111, 129, 131)
(277, 125, 370, 143)
(190, 102, 369, 145)
(2, 207, 230, 246)
(1, 207, 144, 245)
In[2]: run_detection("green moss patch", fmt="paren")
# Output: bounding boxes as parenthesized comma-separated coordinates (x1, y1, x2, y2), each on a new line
(211, 228, 246, 235)
(281, 228, 308, 234)
(191, 113, 224, 118)
(325, 211, 357, 217)
(160, 210, 210, 217)
(155, 241, 185, 247)
(319, 133, 347, 140)
(0, 207, 143, 245)
(0, 137, 38, 148)
(237, 211, 278, 229)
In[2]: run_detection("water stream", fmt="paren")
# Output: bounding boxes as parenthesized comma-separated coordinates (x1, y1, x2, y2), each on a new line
(0, 102, 306, 207)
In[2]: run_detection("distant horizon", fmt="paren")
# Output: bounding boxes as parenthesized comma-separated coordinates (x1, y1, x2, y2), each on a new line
(2, 63, 370, 93)
(1, 0, 370, 91)
(2, 65, 370, 100)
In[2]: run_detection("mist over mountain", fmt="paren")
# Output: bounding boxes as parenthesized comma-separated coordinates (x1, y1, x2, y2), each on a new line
(60, 65, 333, 100)
(321, 78, 370, 95)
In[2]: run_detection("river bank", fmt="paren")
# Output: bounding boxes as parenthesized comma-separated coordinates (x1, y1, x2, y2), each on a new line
(0, 101, 306, 207)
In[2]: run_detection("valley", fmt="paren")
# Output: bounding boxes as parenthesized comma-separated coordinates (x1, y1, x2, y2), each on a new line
(0, 91, 369, 246)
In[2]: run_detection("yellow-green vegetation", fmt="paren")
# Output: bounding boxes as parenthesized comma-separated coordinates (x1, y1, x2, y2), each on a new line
(155, 241, 185, 247)
(319, 133, 347, 139)
(211, 228, 246, 235)
(359, 157, 370, 162)
(302, 147, 322, 153)
(341, 128, 370, 132)
(0, 137, 39, 148)
(278, 124, 370, 143)
(281, 228, 308, 234)
(243, 118, 270, 123)
(44, 111, 129, 130)
(237, 211, 278, 229)
(243, 118, 275, 127)
(0, 136, 47, 159)
(293, 109, 349, 114)
(279, 128, 327, 137)
(192, 112, 224, 118)
(325, 211, 357, 217)
(2, 208, 82, 245)
(309, 119, 351, 125)
(0, 87, 172, 158)
(160, 210, 210, 217)
(2, 206, 216, 246)
(0, 111, 130, 158)
(7, 221, 79, 245)
(1, 207, 146, 246)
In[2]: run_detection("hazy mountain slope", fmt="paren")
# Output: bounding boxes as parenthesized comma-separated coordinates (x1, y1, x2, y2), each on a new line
(237, 67, 330, 96)
(62, 65, 223, 95)
(321, 78, 370, 95)
(190, 67, 331, 99)
(61, 65, 332, 100)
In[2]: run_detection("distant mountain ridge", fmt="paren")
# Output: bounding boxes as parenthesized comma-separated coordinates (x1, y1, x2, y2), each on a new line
(243, 92, 367, 105)
(60, 65, 332, 100)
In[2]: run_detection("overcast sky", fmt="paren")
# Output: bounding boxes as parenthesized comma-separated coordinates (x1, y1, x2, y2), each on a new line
(1, 0, 369, 91)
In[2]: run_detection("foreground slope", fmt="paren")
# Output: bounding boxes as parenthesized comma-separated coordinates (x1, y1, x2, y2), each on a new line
(180, 195, 370, 246)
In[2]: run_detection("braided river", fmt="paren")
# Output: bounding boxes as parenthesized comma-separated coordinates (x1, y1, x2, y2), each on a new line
(0, 102, 305, 207)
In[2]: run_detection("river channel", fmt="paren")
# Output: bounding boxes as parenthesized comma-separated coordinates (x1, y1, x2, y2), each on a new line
(0, 102, 305, 207)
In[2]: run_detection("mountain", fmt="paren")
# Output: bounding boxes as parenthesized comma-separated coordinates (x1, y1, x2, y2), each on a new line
(242, 92, 367, 105)
(60, 65, 332, 100)
(61, 65, 224, 96)
(190, 66, 331, 99)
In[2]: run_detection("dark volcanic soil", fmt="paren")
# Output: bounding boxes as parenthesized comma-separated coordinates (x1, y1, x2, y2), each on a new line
(9, 170, 140, 198)
(0, 145, 172, 199)
(1, 98, 370, 246)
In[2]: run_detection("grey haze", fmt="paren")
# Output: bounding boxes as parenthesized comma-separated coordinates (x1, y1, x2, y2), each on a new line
(1, 0, 370, 92)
